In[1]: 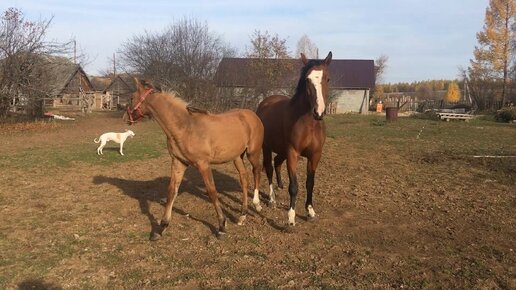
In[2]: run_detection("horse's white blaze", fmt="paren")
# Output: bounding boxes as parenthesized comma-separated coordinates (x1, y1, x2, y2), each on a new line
(307, 205, 316, 217)
(307, 69, 325, 117)
(252, 188, 262, 212)
(288, 208, 296, 225)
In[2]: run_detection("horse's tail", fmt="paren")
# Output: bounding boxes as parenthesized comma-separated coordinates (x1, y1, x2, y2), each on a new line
(94, 137, 100, 143)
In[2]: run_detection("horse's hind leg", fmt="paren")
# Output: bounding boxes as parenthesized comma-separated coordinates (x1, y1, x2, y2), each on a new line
(197, 162, 227, 237)
(150, 158, 187, 241)
(274, 155, 286, 189)
(263, 148, 276, 205)
(246, 149, 262, 213)
(233, 156, 250, 225)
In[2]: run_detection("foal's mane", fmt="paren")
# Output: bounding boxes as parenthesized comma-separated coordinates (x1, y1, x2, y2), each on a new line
(161, 90, 209, 115)
(291, 59, 326, 102)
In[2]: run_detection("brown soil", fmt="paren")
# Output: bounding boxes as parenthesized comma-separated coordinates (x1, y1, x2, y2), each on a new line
(0, 112, 514, 289)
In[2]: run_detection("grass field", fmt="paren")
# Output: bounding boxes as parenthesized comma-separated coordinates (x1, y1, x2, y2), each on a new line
(0, 112, 514, 289)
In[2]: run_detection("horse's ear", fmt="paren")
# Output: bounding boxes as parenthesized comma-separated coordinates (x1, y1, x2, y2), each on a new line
(300, 53, 308, 65)
(324, 51, 332, 65)
(134, 77, 144, 92)
(136, 79, 158, 92)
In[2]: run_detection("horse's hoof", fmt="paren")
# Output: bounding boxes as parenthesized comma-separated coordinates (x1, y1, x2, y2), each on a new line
(237, 215, 246, 226)
(268, 200, 276, 208)
(149, 232, 162, 241)
(216, 231, 227, 239)
(254, 204, 263, 213)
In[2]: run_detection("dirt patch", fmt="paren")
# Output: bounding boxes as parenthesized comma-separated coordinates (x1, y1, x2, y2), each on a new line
(0, 114, 514, 289)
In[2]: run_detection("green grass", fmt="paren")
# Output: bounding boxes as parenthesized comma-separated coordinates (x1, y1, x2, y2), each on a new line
(325, 114, 516, 156)
(0, 128, 166, 169)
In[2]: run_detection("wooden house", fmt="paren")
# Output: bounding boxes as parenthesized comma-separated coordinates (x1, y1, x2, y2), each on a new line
(89, 74, 136, 110)
(103, 74, 136, 110)
(214, 57, 375, 113)
(43, 57, 94, 112)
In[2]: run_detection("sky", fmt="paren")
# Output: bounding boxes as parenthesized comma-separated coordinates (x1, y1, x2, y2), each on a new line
(1, 0, 489, 83)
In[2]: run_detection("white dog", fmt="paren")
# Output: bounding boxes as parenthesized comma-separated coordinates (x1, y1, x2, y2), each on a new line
(94, 130, 135, 155)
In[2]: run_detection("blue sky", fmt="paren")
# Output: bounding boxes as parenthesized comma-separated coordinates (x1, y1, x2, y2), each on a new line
(1, 0, 488, 83)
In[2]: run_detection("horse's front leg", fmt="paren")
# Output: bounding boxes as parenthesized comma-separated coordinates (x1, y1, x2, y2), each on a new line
(263, 147, 276, 206)
(150, 158, 187, 241)
(197, 162, 227, 237)
(286, 149, 300, 226)
(305, 152, 321, 220)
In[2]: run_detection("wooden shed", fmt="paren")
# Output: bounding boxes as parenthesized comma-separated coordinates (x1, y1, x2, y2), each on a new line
(89, 74, 136, 110)
(43, 57, 94, 112)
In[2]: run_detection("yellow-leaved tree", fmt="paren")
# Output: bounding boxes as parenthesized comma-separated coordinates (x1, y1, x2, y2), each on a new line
(444, 82, 460, 103)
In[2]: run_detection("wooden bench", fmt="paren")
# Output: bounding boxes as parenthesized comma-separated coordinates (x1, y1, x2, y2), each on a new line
(436, 113, 474, 122)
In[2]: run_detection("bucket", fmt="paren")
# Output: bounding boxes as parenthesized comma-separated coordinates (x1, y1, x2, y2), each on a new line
(385, 107, 398, 122)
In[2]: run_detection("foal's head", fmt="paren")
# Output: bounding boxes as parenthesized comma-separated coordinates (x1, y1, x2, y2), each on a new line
(124, 78, 159, 124)
(297, 51, 332, 120)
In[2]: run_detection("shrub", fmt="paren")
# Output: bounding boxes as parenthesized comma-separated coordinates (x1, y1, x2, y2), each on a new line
(495, 107, 516, 122)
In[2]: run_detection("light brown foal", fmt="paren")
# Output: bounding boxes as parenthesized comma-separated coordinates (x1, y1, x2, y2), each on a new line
(125, 78, 264, 240)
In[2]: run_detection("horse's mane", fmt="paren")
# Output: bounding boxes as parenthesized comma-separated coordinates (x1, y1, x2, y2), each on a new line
(160, 90, 188, 110)
(161, 90, 209, 115)
(291, 59, 326, 102)
(186, 106, 209, 115)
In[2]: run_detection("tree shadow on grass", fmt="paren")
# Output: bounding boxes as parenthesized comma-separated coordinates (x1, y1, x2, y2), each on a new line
(92, 166, 282, 238)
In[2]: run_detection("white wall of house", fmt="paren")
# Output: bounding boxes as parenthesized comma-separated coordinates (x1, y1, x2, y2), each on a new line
(334, 89, 370, 114)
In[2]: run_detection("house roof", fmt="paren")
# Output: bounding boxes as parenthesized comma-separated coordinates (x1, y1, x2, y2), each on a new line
(90, 76, 112, 91)
(104, 74, 136, 93)
(41, 56, 93, 96)
(0, 54, 93, 96)
(214, 57, 375, 89)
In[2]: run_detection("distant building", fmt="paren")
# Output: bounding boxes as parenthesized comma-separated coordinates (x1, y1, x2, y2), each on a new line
(90, 74, 136, 110)
(43, 58, 94, 112)
(214, 57, 375, 113)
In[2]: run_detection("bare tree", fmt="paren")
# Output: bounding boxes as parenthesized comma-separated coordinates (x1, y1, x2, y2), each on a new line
(295, 34, 318, 59)
(370, 54, 389, 105)
(119, 18, 236, 107)
(245, 30, 294, 103)
(0, 7, 73, 118)
(374, 55, 389, 84)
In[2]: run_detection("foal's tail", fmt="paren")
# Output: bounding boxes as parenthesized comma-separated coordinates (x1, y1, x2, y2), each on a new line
(93, 138, 100, 143)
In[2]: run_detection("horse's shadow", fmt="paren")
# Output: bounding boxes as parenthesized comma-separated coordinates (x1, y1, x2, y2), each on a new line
(93, 166, 277, 236)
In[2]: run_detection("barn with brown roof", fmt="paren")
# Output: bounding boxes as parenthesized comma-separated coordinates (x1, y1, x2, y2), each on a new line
(214, 57, 375, 113)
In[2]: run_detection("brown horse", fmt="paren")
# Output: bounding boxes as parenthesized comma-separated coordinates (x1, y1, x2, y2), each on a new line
(124, 78, 264, 240)
(256, 51, 332, 226)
